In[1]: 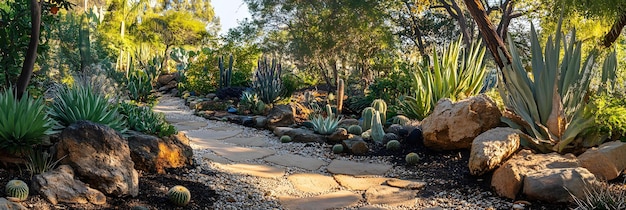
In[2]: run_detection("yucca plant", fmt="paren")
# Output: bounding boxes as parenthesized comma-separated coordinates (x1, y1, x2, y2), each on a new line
(0, 89, 55, 154)
(253, 58, 283, 104)
(498, 21, 616, 153)
(49, 84, 127, 133)
(399, 37, 487, 120)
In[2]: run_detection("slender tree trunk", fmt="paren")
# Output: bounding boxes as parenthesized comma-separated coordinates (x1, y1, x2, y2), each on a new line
(464, 0, 511, 70)
(162, 44, 171, 74)
(603, 11, 626, 48)
(15, 0, 42, 99)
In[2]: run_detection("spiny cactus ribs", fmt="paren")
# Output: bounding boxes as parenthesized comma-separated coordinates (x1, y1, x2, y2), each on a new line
(6, 180, 29, 201)
(168, 185, 191, 207)
(405, 153, 421, 165)
(280, 135, 292, 143)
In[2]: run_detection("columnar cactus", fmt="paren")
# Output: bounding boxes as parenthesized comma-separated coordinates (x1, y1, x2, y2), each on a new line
(325, 104, 334, 118)
(218, 55, 234, 88)
(5, 180, 28, 201)
(405, 153, 421, 165)
(361, 107, 376, 131)
(168, 185, 191, 206)
(370, 111, 385, 144)
(347, 125, 363, 135)
(371, 99, 387, 123)
(337, 79, 344, 114)
(386, 140, 401, 151)
(391, 115, 411, 126)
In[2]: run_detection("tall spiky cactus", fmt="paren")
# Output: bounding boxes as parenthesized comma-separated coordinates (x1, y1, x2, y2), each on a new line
(361, 107, 376, 131)
(253, 58, 283, 104)
(218, 55, 233, 89)
(371, 99, 387, 123)
(371, 110, 385, 144)
(337, 79, 344, 114)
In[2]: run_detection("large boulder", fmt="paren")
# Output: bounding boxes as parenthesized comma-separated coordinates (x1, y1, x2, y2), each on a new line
(0, 198, 27, 210)
(490, 150, 579, 199)
(32, 165, 106, 205)
(523, 167, 596, 203)
(127, 131, 194, 174)
(578, 141, 626, 180)
(469, 127, 521, 176)
(266, 105, 296, 128)
(57, 121, 139, 197)
(157, 73, 178, 86)
(421, 94, 501, 150)
(273, 127, 326, 143)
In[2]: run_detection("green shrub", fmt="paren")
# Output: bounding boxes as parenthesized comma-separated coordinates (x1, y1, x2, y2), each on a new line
(118, 102, 177, 137)
(127, 71, 154, 103)
(5, 180, 28, 201)
(589, 93, 626, 140)
(399, 37, 486, 120)
(49, 84, 127, 133)
(167, 185, 191, 207)
(0, 89, 54, 154)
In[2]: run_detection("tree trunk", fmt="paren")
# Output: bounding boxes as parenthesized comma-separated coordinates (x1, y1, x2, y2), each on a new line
(464, 0, 511, 70)
(603, 11, 626, 48)
(15, 0, 42, 100)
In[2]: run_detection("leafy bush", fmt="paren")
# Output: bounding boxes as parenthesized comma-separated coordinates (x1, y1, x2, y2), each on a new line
(127, 71, 153, 103)
(49, 84, 127, 133)
(399, 38, 486, 120)
(589, 93, 626, 140)
(0, 89, 54, 154)
(118, 102, 177, 137)
(498, 23, 615, 153)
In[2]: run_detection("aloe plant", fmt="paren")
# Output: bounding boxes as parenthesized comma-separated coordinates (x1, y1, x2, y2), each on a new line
(399, 37, 487, 120)
(310, 114, 343, 135)
(498, 22, 616, 153)
(253, 58, 283, 104)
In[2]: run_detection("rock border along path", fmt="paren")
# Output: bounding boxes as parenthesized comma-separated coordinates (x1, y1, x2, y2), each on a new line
(153, 95, 498, 210)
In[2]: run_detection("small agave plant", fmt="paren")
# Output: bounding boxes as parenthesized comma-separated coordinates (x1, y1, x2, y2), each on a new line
(309, 104, 343, 135)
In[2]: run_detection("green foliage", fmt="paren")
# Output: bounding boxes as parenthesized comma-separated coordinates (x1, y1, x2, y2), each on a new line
(253, 58, 283, 104)
(280, 135, 292, 143)
(218, 55, 233, 88)
(589, 94, 626, 139)
(386, 140, 401, 151)
(238, 90, 266, 115)
(310, 113, 343, 135)
(0, 89, 54, 154)
(127, 70, 153, 103)
(140, 11, 208, 49)
(167, 185, 191, 207)
(571, 180, 626, 210)
(25, 148, 65, 176)
(370, 111, 385, 144)
(118, 102, 177, 137)
(399, 38, 487, 120)
(498, 22, 615, 153)
(184, 48, 220, 95)
(332, 144, 343, 154)
(405, 152, 421, 165)
(366, 68, 411, 105)
(5, 180, 28, 201)
(49, 84, 127, 133)
(347, 125, 363, 135)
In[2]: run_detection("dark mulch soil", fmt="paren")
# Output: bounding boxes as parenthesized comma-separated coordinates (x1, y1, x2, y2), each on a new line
(362, 141, 574, 210)
(0, 167, 217, 210)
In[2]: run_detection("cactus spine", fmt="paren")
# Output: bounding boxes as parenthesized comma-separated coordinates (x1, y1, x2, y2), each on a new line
(371, 99, 387, 123)
(405, 152, 421, 165)
(386, 140, 401, 151)
(361, 107, 376, 131)
(168, 185, 191, 206)
(370, 111, 385, 144)
(5, 180, 28, 201)
(336, 79, 344, 114)
(347, 125, 363, 135)
(218, 55, 233, 88)
(332, 144, 343, 153)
